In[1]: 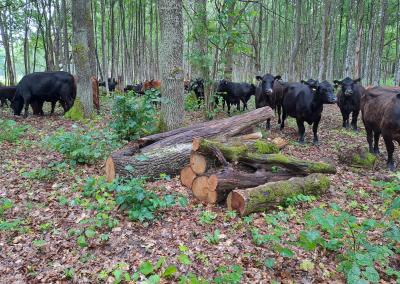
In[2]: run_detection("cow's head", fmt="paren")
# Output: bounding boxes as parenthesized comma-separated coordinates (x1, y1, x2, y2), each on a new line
(11, 95, 24, 116)
(256, 74, 281, 95)
(190, 78, 204, 94)
(301, 79, 319, 90)
(333, 77, 361, 96)
(316, 80, 336, 104)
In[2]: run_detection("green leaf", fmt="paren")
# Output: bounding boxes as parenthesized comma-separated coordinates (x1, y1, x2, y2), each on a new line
(139, 261, 154, 276)
(146, 274, 161, 284)
(276, 247, 294, 258)
(162, 265, 178, 278)
(155, 257, 166, 270)
(77, 235, 87, 248)
(299, 260, 315, 272)
(363, 266, 379, 283)
(178, 254, 192, 265)
(264, 258, 275, 268)
(85, 229, 96, 238)
(112, 269, 123, 283)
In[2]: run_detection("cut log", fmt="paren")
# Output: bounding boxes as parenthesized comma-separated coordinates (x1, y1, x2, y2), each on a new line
(227, 173, 331, 216)
(141, 106, 274, 151)
(190, 153, 207, 174)
(192, 138, 336, 174)
(191, 167, 298, 204)
(106, 143, 192, 181)
(180, 166, 197, 189)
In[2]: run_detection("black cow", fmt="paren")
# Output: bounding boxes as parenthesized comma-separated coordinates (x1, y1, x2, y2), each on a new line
(216, 80, 256, 114)
(11, 71, 76, 118)
(281, 80, 336, 145)
(0, 86, 16, 107)
(124, 83, 143, 94)
(99, 78, 118, 92)
(333, 77, 364, 131)
(188, 78, 205, 102)
(255, 74, 282, 129)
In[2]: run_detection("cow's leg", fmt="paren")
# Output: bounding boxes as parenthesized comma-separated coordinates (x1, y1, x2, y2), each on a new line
(312, 117, 321, 145)
(372, 130, 380, 155)
(342, 110, 350, 128)
(236, 101, 240, 111)
(266, 118, 271, 130)
(365, 126, 374, 153)
(277, 105, 282, 124)
(227, 101, 231, 115)
(351, 110, 359, 131)
(23, 96, 31, 118)
(280, 108, 286, 130)
(296, 118, 306, 144)
(50, 101, 56, 115)
(383, 133, 395, 171)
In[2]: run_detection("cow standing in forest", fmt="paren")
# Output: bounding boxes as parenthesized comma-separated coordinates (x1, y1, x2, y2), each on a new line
(99, 78, 118, 92)
(361, 86, 400, 170)
(255, 74, 282, 129)
(11, 71, 76, 117)
(334, 77, 364, 131)
(281, 80, 336, 145)
(216, 80, 256, 114)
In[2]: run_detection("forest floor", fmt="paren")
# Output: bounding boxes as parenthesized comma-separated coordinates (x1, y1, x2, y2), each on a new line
(0, 98, 399, 284)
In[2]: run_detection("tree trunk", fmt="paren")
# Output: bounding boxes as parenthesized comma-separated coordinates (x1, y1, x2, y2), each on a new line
(0, 11, 15, 85)
(289, 0, 301, 81)
(223, 0, 236, 81)
(227, 174, 331, 216)
(318, 0, 331, 81)
(100, 0, 109, 95)
(61, 0, 70, 72)
(71, 0, 94, 117)
(373, 0, 388, 86)
(158, 0, 185, 130)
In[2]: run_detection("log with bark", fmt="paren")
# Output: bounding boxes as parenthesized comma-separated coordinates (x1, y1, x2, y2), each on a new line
(227, 173, 331, 216)
(192, 138, 336, 175)
(105, 106, 274, 181)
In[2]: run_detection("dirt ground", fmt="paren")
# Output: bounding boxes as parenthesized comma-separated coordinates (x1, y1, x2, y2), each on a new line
(0, 99, 399, 283)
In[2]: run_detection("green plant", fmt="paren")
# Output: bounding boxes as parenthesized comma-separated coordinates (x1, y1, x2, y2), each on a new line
(64, 268, 75, 280)
(198, 210, 217, 225)
(110, 90, 159, 141)
(283, 194, 316, 207)
(184, 92, 202, 111)
(0, 198, 13, 217)
(0, 119, 27, 143)
(114, 177, 176, 222)
(45, 127, 120, 164)
(297, 203, 398, 283)
(204, 229, 220, 244)
(213, 265, 243, 284)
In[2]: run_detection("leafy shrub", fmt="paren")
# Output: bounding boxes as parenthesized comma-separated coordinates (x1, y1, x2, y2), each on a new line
(0, 119, 27, 143)
(45, 126, 120, 164)
(110, 90, 159, 141)
(184, 92, 201, 111)
(114, 177, 176, 222)
(298, 203, 399, 283)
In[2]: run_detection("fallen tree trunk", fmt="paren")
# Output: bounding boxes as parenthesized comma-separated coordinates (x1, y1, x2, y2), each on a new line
(227, 173, 331, 216)
(180, 166, 197, 189)
(141, 107, 274, 151)
(192, 138, 336, 174)
(106, 107, 274, 181)
(192, 167, 297, 204)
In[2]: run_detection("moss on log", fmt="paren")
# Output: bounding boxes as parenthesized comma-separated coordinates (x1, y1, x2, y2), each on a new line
(65, 98, 85, 121)
(338, 147, 376, 169)
(227, 173, 331, 216)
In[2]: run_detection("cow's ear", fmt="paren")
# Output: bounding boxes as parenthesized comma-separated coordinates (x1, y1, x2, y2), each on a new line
(354, 78, 361, 83)
(256, 76, 262, 81)
(333, 80, 341, 85)
(274, 75, 281, 81)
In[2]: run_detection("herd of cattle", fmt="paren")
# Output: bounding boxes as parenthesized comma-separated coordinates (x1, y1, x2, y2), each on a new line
(0, 71, 399, 170)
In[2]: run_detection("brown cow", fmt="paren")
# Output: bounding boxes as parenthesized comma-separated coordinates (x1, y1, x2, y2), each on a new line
(361, 86, 400, 170)
(141, 79, 161, 92)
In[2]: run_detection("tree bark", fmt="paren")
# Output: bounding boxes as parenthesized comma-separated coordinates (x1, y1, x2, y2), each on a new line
(227, 174, 331, 216)
(158, 0, 185, 130)
(71, 0, 94, 117)
(289, 0, 301, 81)
(0, 11, 15, 85)
(100, 0, 109, 95)
(373, 0, 388, 86)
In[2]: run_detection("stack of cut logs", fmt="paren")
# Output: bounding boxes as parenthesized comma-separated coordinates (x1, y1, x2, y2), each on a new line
(180, 137, 336, 216)
(105, 106, 336, 216)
